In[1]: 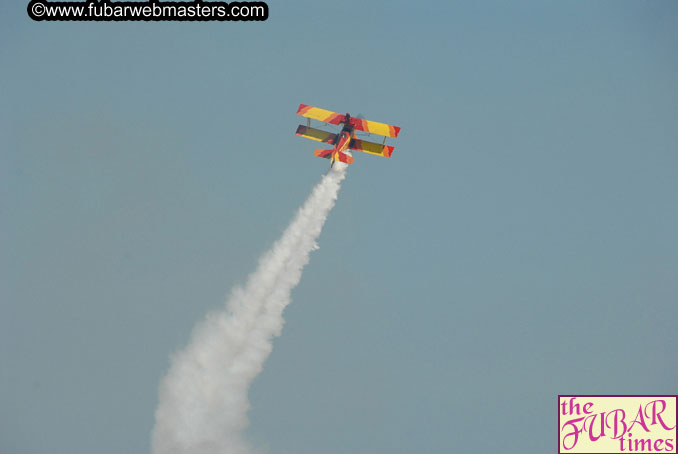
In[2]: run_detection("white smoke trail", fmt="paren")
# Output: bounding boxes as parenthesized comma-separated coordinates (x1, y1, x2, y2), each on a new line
(152, 163, 347, 454)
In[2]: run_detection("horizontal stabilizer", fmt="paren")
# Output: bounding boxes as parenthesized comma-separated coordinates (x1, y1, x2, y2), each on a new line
(297, 104, 346, 125)
(313, 149, 354, 164)
(349, 138, 395, 157)
(335, 151, 354, 164)
(296, 125, 337, 144)
(314, 149, 333, 159)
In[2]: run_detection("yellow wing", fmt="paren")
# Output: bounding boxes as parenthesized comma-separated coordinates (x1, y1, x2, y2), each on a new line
(296, 104, 346, 125)
(351, 118, 401, 138)
(295, 125, 337, 144)
(350, 138, 394, 157)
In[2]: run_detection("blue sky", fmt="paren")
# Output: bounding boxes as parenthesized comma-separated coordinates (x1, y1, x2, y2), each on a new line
(1, 1, 677, 453)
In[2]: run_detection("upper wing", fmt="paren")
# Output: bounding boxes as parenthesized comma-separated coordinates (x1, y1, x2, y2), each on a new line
(297, 104, 401, 138)
(295, 125, 337, 144)
(351, 118, 401, 138)
(349, 138, 395, 157)
(297, 104, 346, 125)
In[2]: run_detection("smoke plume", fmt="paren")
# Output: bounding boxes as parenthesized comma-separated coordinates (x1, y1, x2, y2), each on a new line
(152, 164, 347, 454)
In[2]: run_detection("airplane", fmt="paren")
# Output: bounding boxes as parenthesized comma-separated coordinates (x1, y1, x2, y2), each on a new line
(295, 104, 401, 166)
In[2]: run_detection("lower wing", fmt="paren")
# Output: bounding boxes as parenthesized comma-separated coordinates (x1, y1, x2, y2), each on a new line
(349, 138, 394, 157)
(296, 125, 337, 144)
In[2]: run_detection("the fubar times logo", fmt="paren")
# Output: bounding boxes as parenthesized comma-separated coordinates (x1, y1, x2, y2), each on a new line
(559, 396, 677, 453)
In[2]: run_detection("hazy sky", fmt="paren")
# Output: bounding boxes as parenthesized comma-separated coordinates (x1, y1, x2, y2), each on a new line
(2, 1, 677, 453)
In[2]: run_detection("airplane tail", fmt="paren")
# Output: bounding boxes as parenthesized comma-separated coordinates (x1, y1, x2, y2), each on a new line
(314, 149, 354, 165)
(334, 151, 354, 164)
(314, 149, 333, 159)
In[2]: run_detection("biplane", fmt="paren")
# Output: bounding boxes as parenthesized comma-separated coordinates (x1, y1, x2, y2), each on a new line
(295, 104, 401, 166)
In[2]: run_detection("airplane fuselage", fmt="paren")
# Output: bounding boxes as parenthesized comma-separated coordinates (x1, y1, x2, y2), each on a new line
(333, 130, 351, 152)
(329, 115, 355, 164)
